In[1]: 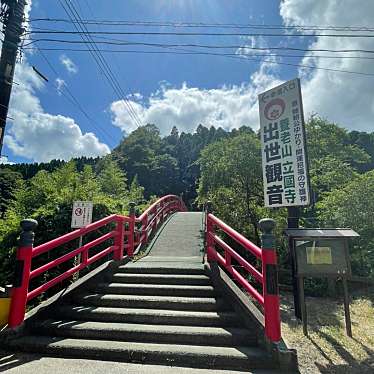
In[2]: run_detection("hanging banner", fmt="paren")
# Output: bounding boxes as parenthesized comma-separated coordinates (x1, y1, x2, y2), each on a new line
(258, 78, 310, 208)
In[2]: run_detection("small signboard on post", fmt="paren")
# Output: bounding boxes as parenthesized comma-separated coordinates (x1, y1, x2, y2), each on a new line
(259, 78, 310, 208)
(284, 228, 359, 337)
(71, 201, 93, 280)
(71, 201, 93, 229)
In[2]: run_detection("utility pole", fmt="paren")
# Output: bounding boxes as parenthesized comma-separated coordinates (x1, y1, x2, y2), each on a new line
(0, 0, 26, 157)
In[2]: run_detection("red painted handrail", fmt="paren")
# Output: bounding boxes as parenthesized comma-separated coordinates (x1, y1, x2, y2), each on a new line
(208, 214, 262, 259)
(205, 212, 281, 343)
(8, 195, 185, 328)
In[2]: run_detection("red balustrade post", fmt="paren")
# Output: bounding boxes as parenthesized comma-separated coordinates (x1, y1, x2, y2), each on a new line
(143, 214, 149, 244)
(205, 201, 214, 262)
(8, 219, 38, 328)
(259, 218, 281, 343)
(179, 194, 184, 211)
(160, 200, 164, 222)
(127, 202, 136, 257)
(113, 216, 124, 261)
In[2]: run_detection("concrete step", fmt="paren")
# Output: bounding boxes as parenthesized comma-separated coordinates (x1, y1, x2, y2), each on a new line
(0, 353, 281, 374)
(93, 283, 216, 297)
(53, 305, 240, 327)
(8, 336, 276, 371)
(35, 320, 257, 347)
(77, 293, 229, 312)
(119, 264, 206, 275)
(134, 256, 203, 264)
(111, 273, 211, 286)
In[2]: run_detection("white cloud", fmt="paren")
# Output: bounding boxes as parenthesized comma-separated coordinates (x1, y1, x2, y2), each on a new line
(280, 0, 374, 131)
(4, 62, 109, 162)
(110, 65, 282, 135)
(60, 54, 78, 74)
(0, 156, 14, 165)
(0, 1, 109, 163)
(111, 1, 374, 135)
(55, 78, 66, 95)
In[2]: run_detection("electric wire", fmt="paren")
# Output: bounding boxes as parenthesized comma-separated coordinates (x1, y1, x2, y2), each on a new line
(26, 47, 374, 60)
(26, 18, 374, 32)
(64, 0, 142, 128)
(24, 29, 374, 38)
(58, 0, 142, 128)
(22, 38, 374, 55)
(78, 0, 140, 105)
(36, 46, 117, 146)
(22, 45, 374, 77)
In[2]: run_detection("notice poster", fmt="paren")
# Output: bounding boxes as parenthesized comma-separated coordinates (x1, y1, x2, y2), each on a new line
(259, 78, 310, 208)
(306, 247, 333, 265)
(71, 201, 93, 228)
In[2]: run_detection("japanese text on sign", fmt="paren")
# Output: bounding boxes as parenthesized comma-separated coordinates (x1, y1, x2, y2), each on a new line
(258, 78, 310, 208)
(71, 201, 93, 228)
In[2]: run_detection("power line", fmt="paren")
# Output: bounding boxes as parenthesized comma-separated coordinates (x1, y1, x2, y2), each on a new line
(23, 38, 374, 55)
(25, 46, 374, 77)
(59, 0, 142, 128)
(27, 47, 374, 60)
(26, 18, 374, 32)
(58, 0, 142, 128)
(24, 29, 374, 38)
(78, 0, 141, 107)
(36, 46, 117, 145)
(64, 0, 142, 128)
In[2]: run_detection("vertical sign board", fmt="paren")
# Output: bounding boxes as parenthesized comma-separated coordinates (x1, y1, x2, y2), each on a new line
(71, 201, 93, 229)
(259, 78, 310, 208)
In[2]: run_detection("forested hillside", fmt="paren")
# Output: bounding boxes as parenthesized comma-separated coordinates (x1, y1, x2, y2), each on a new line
(1, 117, 373, 288)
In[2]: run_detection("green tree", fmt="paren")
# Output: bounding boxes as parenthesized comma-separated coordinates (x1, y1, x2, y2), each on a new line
(306, 117, 370, 170)
(197, 132, 264, 243)
(128, 175, 145, 208)
(0, 160, 148, 286)
(97, 158, 127, 198)
(348, 130, 374, 172)
(318, 171, 374, 277)
(112, 124, 182, 197)
(0, 168, 22, 218)
(309, 156, 359, 200)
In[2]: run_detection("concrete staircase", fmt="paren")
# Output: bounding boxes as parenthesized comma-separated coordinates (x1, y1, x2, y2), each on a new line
(8, 261, 279, 371)
(5, 213, 285, 372)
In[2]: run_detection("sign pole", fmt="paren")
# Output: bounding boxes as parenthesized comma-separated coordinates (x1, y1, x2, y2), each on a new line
(342, 276, 352, 337)
(288, 206, 302, 319)
(73, 235, 83, 281)
(71, 201, 93, 280)
(298, 276, 308, 336)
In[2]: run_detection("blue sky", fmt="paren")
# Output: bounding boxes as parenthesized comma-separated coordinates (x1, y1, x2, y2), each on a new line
(2, 0, 374, 163)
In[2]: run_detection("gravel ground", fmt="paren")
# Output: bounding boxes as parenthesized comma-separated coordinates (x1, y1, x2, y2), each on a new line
(280, 290, 374, 373)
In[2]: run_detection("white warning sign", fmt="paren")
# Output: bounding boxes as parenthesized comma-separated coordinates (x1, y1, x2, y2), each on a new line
(71, 201, 93, 228)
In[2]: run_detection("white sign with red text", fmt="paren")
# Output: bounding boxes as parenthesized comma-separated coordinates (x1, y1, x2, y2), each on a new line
(258, 78, 310, 208)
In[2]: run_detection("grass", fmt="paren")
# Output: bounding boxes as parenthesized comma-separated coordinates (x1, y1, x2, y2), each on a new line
(280, 289, 374, 373)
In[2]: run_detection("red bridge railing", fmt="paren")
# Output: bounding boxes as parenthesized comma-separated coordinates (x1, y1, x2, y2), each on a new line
(205, 205, 281, 343)
(8, 195, 186, 328)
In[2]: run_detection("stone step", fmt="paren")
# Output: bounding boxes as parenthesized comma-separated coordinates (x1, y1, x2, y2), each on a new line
(34, 320, 257, 347)
(8, 336, 276, 371)
(77, 293, 229, 312)
(53, 305, 240, 327)
(119, 264, 206, 275)
(93, 283, 216, 297)
(111, 273, 211, 286)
